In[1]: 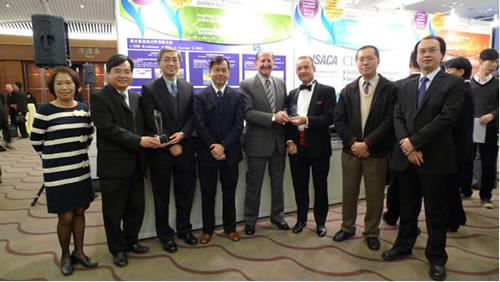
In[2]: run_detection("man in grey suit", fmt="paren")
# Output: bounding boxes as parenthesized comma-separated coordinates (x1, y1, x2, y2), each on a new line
(240, 50, 290, 235)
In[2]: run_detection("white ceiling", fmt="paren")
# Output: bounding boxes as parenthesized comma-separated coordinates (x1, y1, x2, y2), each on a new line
(0, 0, 497, 39)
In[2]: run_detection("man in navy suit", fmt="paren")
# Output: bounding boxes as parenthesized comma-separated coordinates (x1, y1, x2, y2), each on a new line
(142, 46, 198, 253)
(193, 56, 244, 244)
(285, 56, 336, 237)
(382, 36, 464, 281)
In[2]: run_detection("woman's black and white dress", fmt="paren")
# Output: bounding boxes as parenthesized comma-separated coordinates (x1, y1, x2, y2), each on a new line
(30, 102, 94, 213)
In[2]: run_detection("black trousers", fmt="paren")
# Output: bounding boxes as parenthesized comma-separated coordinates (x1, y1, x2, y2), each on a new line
(150, 150, 196, 241)
(394, 166, 448, 266)
(385, 170, 400, 222)
(16, 114, 28, 138)
(100, 165, 145, 254)
(445, 170, 467, 228)
(289, 150, 330, 226)
(198, 161, 239, 234)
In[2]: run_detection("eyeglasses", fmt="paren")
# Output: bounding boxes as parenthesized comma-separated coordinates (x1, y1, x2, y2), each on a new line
(417, 47, 439, 55)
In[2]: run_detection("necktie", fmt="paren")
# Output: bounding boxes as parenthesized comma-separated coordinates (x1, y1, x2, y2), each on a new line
(417, 76, 429, 106)
(363, 81, 371, 94)
(170, 83, 177, 97)
(299, 84, 312, 91)
(265, 79, 275, 112)
(216, 90, 223, 101)
(120, 92, 129, 107)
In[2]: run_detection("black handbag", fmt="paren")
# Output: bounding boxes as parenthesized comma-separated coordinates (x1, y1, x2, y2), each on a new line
(15, 115, 25, 124)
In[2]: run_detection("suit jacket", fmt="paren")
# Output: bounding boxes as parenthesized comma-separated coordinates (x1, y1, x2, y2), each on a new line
(90, 84, 146, 181)
(285, 82, 336, 158)
(395, 73, 420, 86)
(193, 85, 244, 166)
(240, 74, 287, 157)
(453, 81, 474, 162)
(13, 91, 28, 114)
(334, 74, 397, 156)
(141, 77, 195, 156)
(391, 70, 465, 173)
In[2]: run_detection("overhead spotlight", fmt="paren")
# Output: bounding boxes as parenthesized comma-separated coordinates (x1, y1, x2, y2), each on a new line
(80, 4, 84, 8)
(6, 3, 10, 8)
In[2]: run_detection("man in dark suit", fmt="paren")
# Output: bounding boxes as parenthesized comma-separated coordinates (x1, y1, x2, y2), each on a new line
(383, 50, 421, 226)
(141, 46, 198, 252)
(240, 50, 290, 235)
(90, 54, 164, 267)
(382, 36, 464, 281)
(444, 56, 474, 231)
(193, 56, 244, 244)
(6, 83, 29, 138)
(333, 45, 397, 251)
(285, 56, 335, 237)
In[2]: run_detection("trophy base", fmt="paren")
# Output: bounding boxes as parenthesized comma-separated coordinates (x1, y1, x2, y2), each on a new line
(155, 134, 169, 144)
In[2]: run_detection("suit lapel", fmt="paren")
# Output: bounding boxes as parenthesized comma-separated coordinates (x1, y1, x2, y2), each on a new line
(155, 79, 176, 119)
(207, 86, 219, 109)
(108, 85, 132, 114)
(417, 71, 444, 114)
(220, 87, 231, 112)
(271, 77, 283, 109)
(307, 83, 320, 115)
(128, 90, 138, 114)
(253, 75, 272, 112)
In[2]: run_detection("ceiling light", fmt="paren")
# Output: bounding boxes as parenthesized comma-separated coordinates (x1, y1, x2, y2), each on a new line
(442, 4, 447, 7)
(6, 3, 10, 8)
(80, 4, 84, 8)
(459, 3, 464, 6)
(452, 2, 457, 4)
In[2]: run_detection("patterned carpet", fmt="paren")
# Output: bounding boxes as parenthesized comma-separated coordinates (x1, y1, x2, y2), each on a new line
(0, 137, 498, 280)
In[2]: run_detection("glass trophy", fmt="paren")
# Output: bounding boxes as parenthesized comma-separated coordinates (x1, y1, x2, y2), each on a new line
(288, 104, 298, 117)
(153, 109, 169, 144)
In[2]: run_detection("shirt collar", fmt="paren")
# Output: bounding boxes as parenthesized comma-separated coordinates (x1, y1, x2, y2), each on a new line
(474, 73, 493, 85)
(212, 83, 227, 94)
(420, 68, 440, 82)
(162, 76, 177, 88)
(360, 74, 379, 86)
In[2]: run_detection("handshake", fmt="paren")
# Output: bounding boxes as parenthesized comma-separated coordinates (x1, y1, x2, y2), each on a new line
(273, 111, 307, 126)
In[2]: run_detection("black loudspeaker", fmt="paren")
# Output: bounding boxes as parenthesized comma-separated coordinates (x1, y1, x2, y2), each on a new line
(32, 14, 71, 68)
(82, 64, 96, 84)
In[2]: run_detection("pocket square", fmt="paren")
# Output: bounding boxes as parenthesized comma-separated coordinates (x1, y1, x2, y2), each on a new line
(316, 101, 323, 104)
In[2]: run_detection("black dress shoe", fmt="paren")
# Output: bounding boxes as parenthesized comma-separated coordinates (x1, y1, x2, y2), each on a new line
(245, 224, 255, 235)
(316, 225, 327, 237)
(381, 247, 411, 261)
(333, 230, 354, 242)
(366, 237, 380, 251)
(429, 265, 446, 281)
(163, 238, 178, 253)
(60, 259, 73, 276)
(71, 253, 98, 267)
(127, 243, 150, 254)
(113, 251, 128, 267)
(271, 219, 289, 230)
(178, 232, 198, 245)
(382, 211, 397, 226)
(292, 222, 307, 233)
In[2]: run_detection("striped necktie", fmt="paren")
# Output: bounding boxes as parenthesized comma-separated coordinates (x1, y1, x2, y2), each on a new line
(265, 79, 275, 112)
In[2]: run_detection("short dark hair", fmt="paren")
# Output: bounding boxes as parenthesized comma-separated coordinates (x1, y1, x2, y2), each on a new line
(355, 45, 379, 60)
(106, 54, 134, 73)
(415, 35, 447, 57)
(157, 46, 182, 62)
(209, 55, 230, 71)
(14, 81, 22, 89)
(479, 48, 499, 61)
(444, 56, 472, 79)
(255, 50, 275, 61)
(47, 67, 81, 98)
(410, 50, 419, 69)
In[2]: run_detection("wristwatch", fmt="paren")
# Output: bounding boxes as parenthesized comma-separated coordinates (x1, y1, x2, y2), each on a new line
(272, 113, 276, 122)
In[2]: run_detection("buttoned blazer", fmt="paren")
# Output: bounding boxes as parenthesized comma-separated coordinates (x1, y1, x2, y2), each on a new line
(391, 70, 465, 173)
(240, 74, 287, 157)
(333, 74, 397, 156)
(285, 82, 336, 158)
(90, 84, 146, 180)
(193, 85, 244, 166)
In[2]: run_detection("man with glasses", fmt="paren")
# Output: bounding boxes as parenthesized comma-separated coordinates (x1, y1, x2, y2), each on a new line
(382, 36, 464, 281)
(142, 46, 198, 253)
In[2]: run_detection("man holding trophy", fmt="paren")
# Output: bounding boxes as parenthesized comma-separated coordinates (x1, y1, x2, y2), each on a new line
(141, 46, 198, 253)
(285, 56, 336, 237)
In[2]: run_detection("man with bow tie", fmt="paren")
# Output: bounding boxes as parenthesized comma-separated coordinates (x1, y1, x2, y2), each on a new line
(333, 45, 397, 251)
(285, 56, 336, 237)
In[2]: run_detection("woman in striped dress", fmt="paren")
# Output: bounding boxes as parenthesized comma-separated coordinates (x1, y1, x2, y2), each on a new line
(30, 67, 97, 276)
